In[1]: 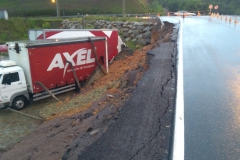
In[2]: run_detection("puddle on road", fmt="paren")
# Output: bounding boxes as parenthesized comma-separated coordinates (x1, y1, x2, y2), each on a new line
(0, 90, 75, 150)
(0, 107, 43, 150)
(0, 98, 65, 151)
(0, 56, 74, 150)
(0, 56, 39, 150)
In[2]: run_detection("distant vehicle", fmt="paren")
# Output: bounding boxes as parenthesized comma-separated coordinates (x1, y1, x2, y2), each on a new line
(0, 10, 8, 20)
(174, 11, 196, 16)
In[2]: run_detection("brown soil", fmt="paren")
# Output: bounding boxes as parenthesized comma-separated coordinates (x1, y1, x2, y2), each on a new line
(0, 21, 174, 160)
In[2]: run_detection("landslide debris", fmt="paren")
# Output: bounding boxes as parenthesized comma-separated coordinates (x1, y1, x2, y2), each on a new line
(38, 22, 174, 121)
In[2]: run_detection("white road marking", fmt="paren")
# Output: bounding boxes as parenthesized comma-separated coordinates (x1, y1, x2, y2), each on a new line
(172, 17, 184, 160)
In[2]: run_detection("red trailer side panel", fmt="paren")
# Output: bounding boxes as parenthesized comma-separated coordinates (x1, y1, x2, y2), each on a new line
(28, 39, 107, 93)
(34, 30, 119, 61)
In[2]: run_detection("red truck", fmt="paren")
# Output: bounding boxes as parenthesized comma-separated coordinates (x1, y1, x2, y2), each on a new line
(0, 37, 108, 110)
(28, 29, 124, 61)
(0, 45, 7, 52)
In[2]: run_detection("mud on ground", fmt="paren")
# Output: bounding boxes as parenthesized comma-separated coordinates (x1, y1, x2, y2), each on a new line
(0, 21, 176, 160)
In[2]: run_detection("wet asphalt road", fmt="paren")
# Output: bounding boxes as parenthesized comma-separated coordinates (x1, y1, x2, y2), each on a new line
(183, 16, 240, 159)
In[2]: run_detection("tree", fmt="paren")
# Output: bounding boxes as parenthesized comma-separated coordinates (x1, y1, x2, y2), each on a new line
(167, 0, 180, 12)
(184, 0, 204, 12)
(149, 0, 164, 13)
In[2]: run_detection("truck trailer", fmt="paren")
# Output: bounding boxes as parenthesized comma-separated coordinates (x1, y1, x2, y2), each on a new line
(0, 37, 108, 110)
(28, 29, 125, 61)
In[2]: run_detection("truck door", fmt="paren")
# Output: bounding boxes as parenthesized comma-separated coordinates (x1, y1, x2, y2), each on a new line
(0, 72, 24, 103)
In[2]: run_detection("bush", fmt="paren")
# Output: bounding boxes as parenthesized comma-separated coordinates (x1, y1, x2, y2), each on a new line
(125, 41, 140, 50)
(84, 15, 144, 22)
(42, 22, 51, 29)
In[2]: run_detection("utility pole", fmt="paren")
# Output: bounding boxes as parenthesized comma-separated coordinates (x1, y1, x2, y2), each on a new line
(122, 0, 125, 17)
(51, 0, 59, 17)
(56, 0, 59, 17)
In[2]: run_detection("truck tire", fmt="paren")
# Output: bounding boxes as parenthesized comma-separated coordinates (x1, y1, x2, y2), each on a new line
(12, 96, 26, 110)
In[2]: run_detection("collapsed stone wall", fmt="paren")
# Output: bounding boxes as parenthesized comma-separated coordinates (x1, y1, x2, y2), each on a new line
(61, 18, 163, 46)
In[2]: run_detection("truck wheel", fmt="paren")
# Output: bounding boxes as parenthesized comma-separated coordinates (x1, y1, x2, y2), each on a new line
(12, 97, 26, 110)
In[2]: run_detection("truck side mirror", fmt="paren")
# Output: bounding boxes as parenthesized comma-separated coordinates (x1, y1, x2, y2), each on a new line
(14, 43, 21, 54)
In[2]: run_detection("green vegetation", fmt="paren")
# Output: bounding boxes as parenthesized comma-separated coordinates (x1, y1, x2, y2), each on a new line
(117, 30, 141, 50)
(0, 0, 166, 17)
(0, 52, 8, 56)
(84, 15, 146, 22)
(149, 0, 164, 13)
(0, 0, 142, 17)
(0, 0, 238, 17)
(0, 16, 146, 49)
(125, 41, 142, 50)
(0, 18, 62, 44)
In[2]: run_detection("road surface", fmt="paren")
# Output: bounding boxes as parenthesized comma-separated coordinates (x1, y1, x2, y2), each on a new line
(183, 16, 240, 160)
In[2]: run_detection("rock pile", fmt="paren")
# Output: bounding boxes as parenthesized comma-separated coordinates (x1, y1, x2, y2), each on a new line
(61, 18, 163, 46)
(61, 20, 83, 29)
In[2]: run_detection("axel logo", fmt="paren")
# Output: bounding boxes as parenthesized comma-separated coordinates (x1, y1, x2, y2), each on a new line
(47, 48, 95, 77)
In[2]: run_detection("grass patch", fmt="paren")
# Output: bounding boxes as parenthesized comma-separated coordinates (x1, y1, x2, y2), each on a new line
(125, 41, 143, 50)
(0, 0, 146, 17)
(0, 18, 62, 43)
(0, 52, 8, 56)
(84, 15, 145, 22)
(80, 15, 149, 26)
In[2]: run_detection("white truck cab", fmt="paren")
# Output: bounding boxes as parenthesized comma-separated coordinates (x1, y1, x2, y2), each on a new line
(0, 60, 29, 110)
